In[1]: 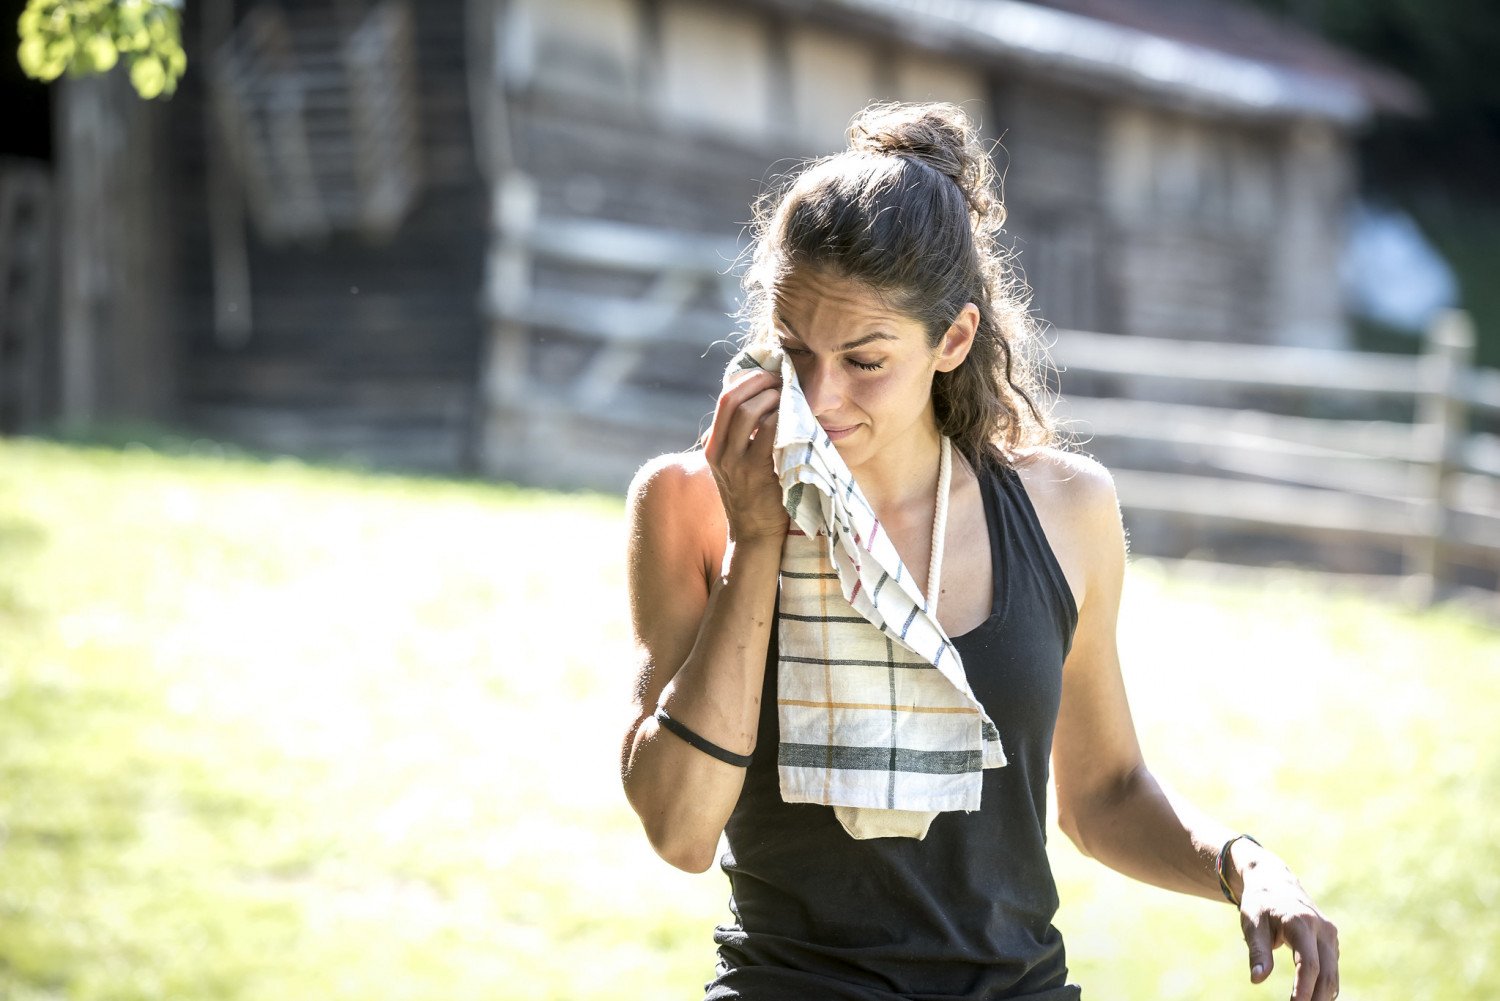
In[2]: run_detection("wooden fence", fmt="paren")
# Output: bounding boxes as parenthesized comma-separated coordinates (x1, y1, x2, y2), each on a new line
(480, 210, 1500, 598)
(480, 199, 742, 489)
(1050, 312, 1500, 599)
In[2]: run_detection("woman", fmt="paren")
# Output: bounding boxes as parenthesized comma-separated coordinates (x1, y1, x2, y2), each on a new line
(620, 102, 1338, 1001)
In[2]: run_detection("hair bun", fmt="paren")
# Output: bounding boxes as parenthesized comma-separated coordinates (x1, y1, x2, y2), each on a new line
(846, 102, 1001, 225)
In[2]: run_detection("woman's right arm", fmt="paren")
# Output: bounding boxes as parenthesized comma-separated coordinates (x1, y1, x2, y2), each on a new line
(621, 369, 786, 873)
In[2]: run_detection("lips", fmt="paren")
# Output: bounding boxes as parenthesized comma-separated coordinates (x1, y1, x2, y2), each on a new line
(820, 424, 860, 442)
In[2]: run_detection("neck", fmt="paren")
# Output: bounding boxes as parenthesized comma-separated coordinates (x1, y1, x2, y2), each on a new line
(848, 418, 945, 517)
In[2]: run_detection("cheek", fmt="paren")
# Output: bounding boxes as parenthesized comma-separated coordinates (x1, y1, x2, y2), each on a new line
(859, 367, 929, 415)
(787, 355, 812, 388)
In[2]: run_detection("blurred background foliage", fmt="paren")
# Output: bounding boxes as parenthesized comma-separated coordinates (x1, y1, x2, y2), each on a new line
(16, 0, 185, 98)
(1245, 0, 1500, 366)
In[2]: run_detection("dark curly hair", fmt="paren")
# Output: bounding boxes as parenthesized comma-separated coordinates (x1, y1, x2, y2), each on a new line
(739, 101, 1057, 467)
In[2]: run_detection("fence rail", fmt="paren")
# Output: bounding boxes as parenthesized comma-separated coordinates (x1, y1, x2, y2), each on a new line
(1051, 311, 1499, 598)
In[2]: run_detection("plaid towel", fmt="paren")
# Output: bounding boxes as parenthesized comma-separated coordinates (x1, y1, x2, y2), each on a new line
(726, 347, 1006, 839)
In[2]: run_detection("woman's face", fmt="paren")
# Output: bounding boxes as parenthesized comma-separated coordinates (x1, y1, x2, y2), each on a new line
(771, 267, 975, 471)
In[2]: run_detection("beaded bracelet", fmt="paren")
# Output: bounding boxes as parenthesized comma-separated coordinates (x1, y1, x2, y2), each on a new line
(1216, 833, 1262, 906)
(653, 707, 754, 768)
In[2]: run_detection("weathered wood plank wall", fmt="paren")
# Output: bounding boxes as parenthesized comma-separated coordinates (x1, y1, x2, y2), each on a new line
(167, 0, 487, 470)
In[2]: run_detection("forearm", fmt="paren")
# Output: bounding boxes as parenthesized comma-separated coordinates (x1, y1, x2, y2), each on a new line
(1064, 766, 1257, 902)
(624, 534, 781, 871)
(654, 534, 781, 749)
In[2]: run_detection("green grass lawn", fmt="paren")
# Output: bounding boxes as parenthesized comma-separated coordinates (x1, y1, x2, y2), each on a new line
(2, 436, 1496, 1000)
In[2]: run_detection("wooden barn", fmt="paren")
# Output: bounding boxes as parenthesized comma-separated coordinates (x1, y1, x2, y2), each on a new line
(472, 0, 1421, 488)
(2, 0, 1421, 488)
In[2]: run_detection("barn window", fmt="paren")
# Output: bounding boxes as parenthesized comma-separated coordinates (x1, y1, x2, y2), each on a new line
(213, 0, 423, 243)
(893, 52, 985, 111)
(657, 1, 774, 138)
(1105, 106, 1275, 232)
(788, 25, 881, 148)
(517, 0, 644, 103)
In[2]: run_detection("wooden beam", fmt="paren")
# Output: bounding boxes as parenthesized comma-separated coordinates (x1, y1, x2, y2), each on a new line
(514, 214, 741, 278)
(1058, 397, 1422, 461)
(1052, 328, 1420, 396)
(1112, 470, 1421, 541)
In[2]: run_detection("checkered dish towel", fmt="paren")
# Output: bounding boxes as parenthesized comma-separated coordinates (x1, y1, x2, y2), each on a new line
(727, 346, 1006, 840)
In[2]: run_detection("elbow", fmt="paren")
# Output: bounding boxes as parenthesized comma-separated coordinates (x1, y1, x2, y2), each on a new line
(621, 724, 726, 874)
(641, 815, 719, 873)
(625, 776, 721, 873)
(1056, 763, 1148, 860)
(657, 837, 718, 874)
(1055, 803, 1093, 858)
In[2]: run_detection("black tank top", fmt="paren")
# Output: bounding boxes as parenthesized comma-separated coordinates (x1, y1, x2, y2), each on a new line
(705, 456, 1081, 1001)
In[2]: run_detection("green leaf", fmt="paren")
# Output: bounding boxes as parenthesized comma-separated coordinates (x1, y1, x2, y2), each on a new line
(128, 52, 165, 99)
(83, 34, 118, 72)
(16, 36, 59, 80)
(16, 0, 187, 99)
(45, 34, 75, 65)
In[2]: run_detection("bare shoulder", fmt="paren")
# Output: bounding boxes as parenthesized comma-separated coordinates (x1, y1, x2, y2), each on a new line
(628, 449, 716, 510)
(1013, 446, 1120, 526)
(626, 450, 727, 581)
(1011, 447, 1125, 611)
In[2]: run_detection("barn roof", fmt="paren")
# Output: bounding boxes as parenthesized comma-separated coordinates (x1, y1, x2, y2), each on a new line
(775, 0, 1422, 124)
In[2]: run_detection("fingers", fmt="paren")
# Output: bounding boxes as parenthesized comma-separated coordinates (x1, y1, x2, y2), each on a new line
(707, 369, 780, 463)
(747, 408, 779, 462)
(1317, 925, 1340, 1000)
(1284, 918, 1322, 1001)
(705, 368, 787, 542)
(707, 369, 778, 456)
(724, 385, 780, 461)
(1241, 908, 1274, 984)
(1236, 855, 1338, 1001)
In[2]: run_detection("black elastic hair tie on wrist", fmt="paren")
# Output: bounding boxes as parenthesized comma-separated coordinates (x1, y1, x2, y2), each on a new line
(653, 707, 754, 768)
(1216, 833, 1262, 905)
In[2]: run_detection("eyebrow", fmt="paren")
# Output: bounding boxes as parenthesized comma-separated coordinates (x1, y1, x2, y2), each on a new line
(776, 317, 899, 352)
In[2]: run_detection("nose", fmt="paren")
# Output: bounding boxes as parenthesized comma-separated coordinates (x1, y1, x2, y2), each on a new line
(796, 357, 845, 417)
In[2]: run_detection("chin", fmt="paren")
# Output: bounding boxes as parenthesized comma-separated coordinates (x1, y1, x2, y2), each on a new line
(829, 437, 873, 468)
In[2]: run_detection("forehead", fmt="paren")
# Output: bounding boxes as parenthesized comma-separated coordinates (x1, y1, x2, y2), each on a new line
(772, 267, 922, 337)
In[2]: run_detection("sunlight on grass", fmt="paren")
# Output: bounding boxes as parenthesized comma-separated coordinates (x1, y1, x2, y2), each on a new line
(1, 436, 1495, 1000)
(1053, 561, 1500, 1000)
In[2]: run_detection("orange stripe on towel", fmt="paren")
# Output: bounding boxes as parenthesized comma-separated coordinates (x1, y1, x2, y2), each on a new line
(779, 699, 978, 715)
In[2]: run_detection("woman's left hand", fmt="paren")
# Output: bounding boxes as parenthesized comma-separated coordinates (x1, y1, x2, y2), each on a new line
(1234, 840, 1340, 1001)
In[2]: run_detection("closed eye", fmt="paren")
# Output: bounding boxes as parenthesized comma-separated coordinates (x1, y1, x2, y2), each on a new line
(779, 339, 884, 373)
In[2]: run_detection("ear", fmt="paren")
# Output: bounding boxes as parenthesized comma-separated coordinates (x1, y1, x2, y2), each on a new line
(934, 303, 979, 373)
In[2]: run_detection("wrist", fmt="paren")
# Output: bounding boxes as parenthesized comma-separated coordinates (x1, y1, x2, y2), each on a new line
(716, 532, 785, 590)
(1219, 833, 1265, 905)
(723, 530, 785, 565)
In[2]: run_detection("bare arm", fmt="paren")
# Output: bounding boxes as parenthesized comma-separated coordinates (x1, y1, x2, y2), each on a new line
(620, 369, 787, 873)
(1041, 454, 1339, 1001)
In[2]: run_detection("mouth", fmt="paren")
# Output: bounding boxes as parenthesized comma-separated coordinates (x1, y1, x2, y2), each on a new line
(820, 424, 860, 442)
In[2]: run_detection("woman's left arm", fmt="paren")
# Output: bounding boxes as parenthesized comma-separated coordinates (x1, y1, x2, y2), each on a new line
(1044, 456, 1340, 1001)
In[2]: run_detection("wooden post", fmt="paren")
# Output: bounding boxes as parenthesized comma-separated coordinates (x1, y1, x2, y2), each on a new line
(54, 76, 108, 424)
(54, 71, 173, 429)
(479, 170, 538, 479)
(203, 0, 254, 348)
(1412, 309, 1475, 602)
